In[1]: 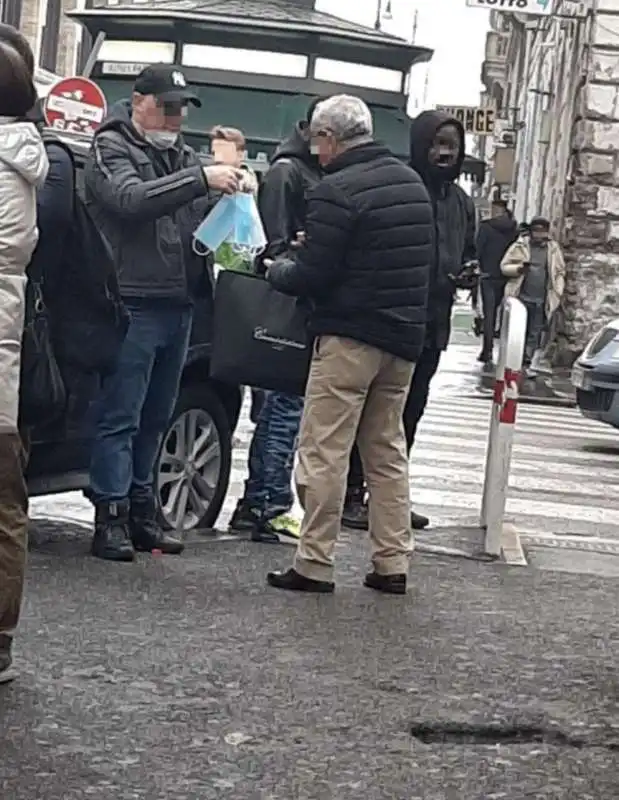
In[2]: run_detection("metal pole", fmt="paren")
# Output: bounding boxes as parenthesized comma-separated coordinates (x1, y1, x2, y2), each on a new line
(480, 297, 527, 557)
(81, 31, 106, 78)
(374, 0, 382, 30)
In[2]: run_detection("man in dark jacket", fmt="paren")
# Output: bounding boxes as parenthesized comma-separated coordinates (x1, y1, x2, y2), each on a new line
(85, 64, 242, 562)
(228, 98, 323, 544)
(264, 94, 433, 595)
(476, 199, 518, 364)
(342, 109, 476, 533)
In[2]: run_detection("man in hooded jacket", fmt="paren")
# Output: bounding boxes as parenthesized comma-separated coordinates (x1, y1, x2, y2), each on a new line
(228, 99, 323, 543)
(476, 199, 518, 364)
(343, 110, 476, 532)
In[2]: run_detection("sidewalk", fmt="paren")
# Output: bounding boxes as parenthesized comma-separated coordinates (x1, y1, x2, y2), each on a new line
(2, 526, 618, 799)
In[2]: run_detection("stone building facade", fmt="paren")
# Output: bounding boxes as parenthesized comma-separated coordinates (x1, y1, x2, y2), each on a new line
(1, 0, 81, 76)
(480, 0, 619, 365)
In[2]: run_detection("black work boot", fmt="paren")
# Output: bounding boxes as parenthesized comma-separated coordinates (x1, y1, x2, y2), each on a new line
(92, 500, 135, 562)
(341, 488, 368, 530)
(0, 634, 17, 684)
(129, 495, 184, 555)
(229, 498, 261, 533)
(342, 492, 430, 532)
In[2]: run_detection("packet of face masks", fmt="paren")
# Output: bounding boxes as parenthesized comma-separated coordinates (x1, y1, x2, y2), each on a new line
(193, 192, 267, 272)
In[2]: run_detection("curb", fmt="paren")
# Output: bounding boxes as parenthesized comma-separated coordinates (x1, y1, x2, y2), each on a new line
(465, 389, 576, 409)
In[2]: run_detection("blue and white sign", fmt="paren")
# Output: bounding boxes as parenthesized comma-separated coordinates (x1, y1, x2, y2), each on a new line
(466, 0, 554, 14)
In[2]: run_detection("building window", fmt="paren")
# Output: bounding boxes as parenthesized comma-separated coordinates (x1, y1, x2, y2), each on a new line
(181, 44, 309, 78)
(98, 39, 175, 64)
(39, 0, 61, 72)
(313, 58, 403, 93)
(1, 0, 22, 27)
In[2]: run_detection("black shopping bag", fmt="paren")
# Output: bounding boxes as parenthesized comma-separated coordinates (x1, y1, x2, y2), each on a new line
(210, 270, 312, 396)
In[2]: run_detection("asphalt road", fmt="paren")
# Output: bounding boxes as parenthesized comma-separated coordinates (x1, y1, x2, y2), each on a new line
(7, 318, 619, 798)
(2, 536, 619, 799)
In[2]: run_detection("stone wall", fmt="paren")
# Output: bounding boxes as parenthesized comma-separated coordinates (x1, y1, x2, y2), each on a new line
(16, 0, 79, 75)
(552, 6, 619, 365)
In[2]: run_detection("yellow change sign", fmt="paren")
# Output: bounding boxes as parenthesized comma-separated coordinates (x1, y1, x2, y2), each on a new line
(435, 106, 496, 136)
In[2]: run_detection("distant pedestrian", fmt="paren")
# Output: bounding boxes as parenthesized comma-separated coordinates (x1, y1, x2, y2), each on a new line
(501, 216, 565, 372)
(0, 29, 48, 684)
(227, 98, 323, 544)
(264, 94, 433, 595)
(476, 199, 518, 364)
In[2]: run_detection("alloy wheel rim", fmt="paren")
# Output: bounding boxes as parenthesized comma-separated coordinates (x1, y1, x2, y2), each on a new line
(157, 408, 222, 531)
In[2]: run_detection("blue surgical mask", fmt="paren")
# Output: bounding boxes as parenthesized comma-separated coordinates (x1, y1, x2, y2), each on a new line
(144, 130, 178, 150)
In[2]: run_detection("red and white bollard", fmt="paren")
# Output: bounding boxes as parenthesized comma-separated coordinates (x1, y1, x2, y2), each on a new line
(480, 297, 527, 559)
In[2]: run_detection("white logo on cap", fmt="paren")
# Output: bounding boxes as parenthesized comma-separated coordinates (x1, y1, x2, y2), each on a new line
(171, 71, 187, 87)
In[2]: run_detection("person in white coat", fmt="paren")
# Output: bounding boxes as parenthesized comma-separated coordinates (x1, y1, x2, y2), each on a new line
(0, 34, 49, 683)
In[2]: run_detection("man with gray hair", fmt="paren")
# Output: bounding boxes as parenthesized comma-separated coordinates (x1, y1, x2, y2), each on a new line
(264, 95, 433, 595)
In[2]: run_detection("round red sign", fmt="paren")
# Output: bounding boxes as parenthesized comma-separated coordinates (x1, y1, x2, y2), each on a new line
(43, 76, 107, 135)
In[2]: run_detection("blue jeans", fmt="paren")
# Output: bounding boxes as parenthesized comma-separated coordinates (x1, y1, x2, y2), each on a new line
(244, 390, 303, 520)
(88, 303, 192, 504)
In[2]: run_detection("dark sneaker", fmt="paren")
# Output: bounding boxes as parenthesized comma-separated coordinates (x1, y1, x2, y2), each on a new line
(477, 349, 492, 364)
(0, 634, 17, 684)
(129, 496, 184, 555)
(364, 571, 407, 595)
(343, 502, 429, 532)
(92, 500, 135, 562)
(229, 500, 261, 533)
(341, 499, 368, 531)
(411, 510, 430, 530)
(267, 567, 334, 593)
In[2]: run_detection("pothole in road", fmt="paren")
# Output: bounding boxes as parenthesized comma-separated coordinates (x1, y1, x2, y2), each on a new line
(410, 722, 619, 750)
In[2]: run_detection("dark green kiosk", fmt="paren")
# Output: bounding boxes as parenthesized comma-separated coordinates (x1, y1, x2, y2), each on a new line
(68, 0, 485, 183)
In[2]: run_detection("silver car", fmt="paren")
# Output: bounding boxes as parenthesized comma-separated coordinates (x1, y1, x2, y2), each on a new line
(572, 320, 619, 428)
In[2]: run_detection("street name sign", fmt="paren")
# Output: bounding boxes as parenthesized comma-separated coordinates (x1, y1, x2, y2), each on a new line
(435, 105, 496, 136)
(43, 76, 107, 135)
(465, 0, 554, 14)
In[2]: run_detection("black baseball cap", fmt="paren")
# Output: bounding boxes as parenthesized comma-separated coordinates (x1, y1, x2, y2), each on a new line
(134, 64, 201, 108)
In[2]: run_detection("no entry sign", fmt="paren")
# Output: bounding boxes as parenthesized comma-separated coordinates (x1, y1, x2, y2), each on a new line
(43, 76, 107, 135)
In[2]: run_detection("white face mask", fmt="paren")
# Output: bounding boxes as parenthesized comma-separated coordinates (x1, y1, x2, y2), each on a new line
(144, 130, 178, 150)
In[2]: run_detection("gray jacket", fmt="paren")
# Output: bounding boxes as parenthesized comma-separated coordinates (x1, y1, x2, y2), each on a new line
(85, 101, 213, 303)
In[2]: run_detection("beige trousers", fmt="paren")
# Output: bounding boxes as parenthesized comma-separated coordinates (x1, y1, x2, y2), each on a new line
(0, 431, 29, 639)
(294, 335, 415, 583)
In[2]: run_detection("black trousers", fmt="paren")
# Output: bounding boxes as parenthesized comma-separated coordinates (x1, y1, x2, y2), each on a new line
(480, 277, 506, 358)
(347, 346, 442, 497)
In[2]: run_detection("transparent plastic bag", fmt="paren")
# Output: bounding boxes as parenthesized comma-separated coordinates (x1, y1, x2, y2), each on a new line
(193, 193, 267, 259)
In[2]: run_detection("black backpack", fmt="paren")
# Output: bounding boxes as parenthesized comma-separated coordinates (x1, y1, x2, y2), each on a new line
(40, 132, 129, 376)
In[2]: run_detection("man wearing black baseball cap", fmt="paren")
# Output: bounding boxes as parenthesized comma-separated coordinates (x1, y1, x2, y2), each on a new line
(84, 64, 242, 563)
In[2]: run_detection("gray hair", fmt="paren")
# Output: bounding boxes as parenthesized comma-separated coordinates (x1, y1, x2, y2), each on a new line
(309, 94, 373, 144)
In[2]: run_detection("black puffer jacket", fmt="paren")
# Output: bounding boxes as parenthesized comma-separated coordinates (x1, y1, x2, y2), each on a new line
(267, 142, 433, 363)
(85, 100, 213, 303)
(477, 213, 518, 279)
(409, 111, 476, 350)
(258, 123, 322, 261)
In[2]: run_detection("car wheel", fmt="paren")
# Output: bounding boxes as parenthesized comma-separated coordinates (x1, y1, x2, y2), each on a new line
(155, 384, 232, 533)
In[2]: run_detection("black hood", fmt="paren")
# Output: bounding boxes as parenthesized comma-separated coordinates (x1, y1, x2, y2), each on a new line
(271, 121, 318, 169)
(95, 99, 152, 148)
(409, 110, 465, 186)
(484, 214, 518, 238)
